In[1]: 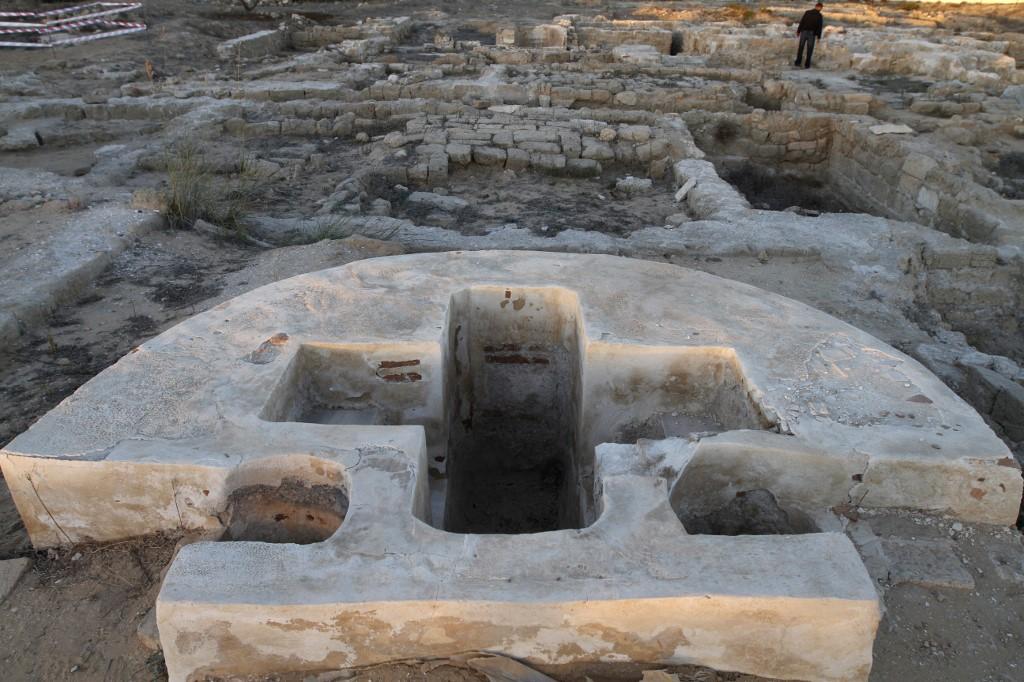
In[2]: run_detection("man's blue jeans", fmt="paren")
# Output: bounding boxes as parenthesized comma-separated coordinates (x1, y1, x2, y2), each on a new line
(796, 30, 817, 67)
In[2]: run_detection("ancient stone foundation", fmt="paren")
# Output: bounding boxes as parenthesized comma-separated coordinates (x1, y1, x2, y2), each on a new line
(3, 252, 1020, 681)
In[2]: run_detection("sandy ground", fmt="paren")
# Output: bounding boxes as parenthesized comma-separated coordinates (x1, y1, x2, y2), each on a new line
(1, 0, 1023, 680)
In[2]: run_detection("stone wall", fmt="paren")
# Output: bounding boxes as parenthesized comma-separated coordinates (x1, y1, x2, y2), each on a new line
(685, 111, 835, 168)
(291, 16, 412, 50)
(397, 110, 695, 186)
(829, 121, 1014, 243)
(918, 242, 1024, 362)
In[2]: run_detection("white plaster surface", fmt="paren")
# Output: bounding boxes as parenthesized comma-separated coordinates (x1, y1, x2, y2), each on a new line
(2, 251, 1021, 681)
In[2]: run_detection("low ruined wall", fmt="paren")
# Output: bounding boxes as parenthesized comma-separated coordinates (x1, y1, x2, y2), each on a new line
(919, 243, 1024, 361)
(684, 111, 835, 168)
(829, 121, 1011, 243)
(575, 25, 673, 54)
(397, 112, 692, 186)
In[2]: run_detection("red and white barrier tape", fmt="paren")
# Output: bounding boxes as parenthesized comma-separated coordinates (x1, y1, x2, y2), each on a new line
(0, 2, 141, 19)
(0, 2, 145, 47)
(0, 18, 144, 35)
(0, 5, 143, 29)
(0, 24, 146, 48)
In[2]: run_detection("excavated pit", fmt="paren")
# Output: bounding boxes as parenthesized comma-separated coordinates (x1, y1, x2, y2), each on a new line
(692, 118, 876, 215)
(443, 287, 584, 533)
(694, 118, 875, 217)
(719, 159, 853, 214)
(259, 344, 418, 427)
(259, 285, 777, 535)
(675, 488, 820, 536)
(994, 152, 1024, 200)
(223, 480, 348, 544)
(377, 168, 684, 237)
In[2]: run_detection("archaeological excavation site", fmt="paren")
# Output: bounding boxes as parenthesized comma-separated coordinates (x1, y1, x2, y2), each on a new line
(1, 0, 1024, 680)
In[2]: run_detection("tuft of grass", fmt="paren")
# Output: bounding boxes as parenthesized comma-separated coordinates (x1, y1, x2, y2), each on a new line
(895, 1, 921, 10)
(163, 144, 272, 236)
(164, 143, 211, 229)
(309, 215, 353, 243)
(221, 151, 274, 235)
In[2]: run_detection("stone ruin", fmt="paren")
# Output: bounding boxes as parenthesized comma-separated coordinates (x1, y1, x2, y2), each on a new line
(2, 2, 1024, 680)
(3, 252, 1020, 681)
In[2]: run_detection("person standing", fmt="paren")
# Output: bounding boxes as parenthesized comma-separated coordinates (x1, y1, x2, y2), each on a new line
(795, 3, 824, 69)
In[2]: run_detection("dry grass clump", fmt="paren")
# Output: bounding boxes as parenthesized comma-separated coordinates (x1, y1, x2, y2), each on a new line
(164, 143, 270, 235)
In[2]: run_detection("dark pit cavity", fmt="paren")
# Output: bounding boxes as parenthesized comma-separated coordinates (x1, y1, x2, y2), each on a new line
(442, 287, 584, 534)
(677, 489, 818, 535)
(223, 480, 348, 544)
(722, 161, 853, 213)
(260, 286, 776, 536)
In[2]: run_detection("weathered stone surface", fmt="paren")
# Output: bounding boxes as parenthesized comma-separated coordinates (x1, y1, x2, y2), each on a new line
(581, 137, 614, 160)
(615, 175, 653, 196)
(966, 364, 1024, 441)
(406, 192, 468, 213)
(445, 143, 472, 165)
(881, 538, 976, 589)
(505, 148, 530, 170)
(0, 558, 29, 604)
(5, 5, 1024, 678)
(137, 608, 161, 651)
(612, 44, 662, 65)
(619, 125, 652, 143)
(216, 30, 288, 62)
(473, 145, 507, 165)
(870, 123, 915, 135)
(529, 152, 566, 171)
(564, 158, 602, 177)
(4, 251, 1017, 543)
(0, 203, 164, 344)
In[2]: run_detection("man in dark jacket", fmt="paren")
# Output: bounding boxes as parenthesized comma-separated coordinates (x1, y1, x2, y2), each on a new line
(795, 3, 824, 69)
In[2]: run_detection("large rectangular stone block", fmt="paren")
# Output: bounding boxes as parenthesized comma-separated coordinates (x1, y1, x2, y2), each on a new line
(216, 30, 288, 62)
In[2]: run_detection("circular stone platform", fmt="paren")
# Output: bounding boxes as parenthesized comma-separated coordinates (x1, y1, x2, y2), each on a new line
(1, 251, 1019, 681)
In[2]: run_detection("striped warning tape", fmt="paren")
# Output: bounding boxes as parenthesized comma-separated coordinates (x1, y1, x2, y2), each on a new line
(0, 24, 146, 48)
(0, 4, 143, 29)
(0, 2, 145, 48)
(0, 2, 140, 19)
(0, 18, 145, 36)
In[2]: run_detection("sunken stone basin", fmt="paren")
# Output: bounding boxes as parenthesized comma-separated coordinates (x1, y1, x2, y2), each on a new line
(2, 251, 1020, 682)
